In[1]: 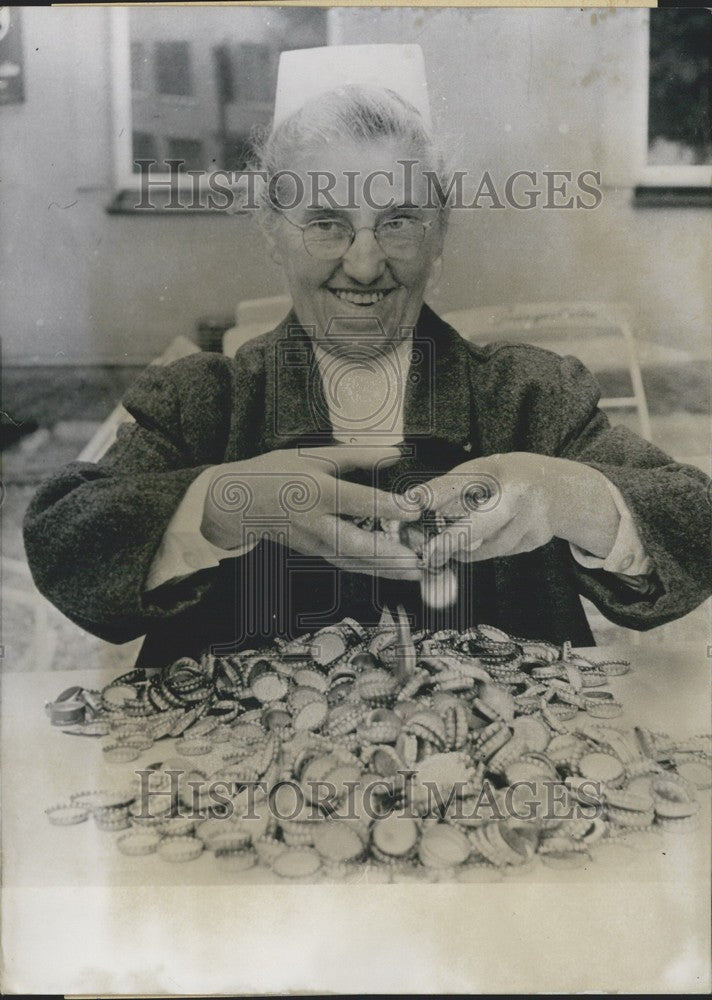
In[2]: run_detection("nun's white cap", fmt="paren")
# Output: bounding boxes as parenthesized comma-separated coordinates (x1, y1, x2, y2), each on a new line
(272, 44, 431, 130)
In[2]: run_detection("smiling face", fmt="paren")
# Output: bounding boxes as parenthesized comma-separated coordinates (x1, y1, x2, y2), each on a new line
(265, 138, 445, 355)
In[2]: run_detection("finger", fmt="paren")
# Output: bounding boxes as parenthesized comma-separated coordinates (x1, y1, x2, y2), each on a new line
(423, 493, 515, 565)
(336, 481, 421, 522)
(457, 518, 529, 563)
(280, 516, 422, 581)
(424, 503, 518, 567)
(270, 517, 337, 558)
(450, 536, 484, 563)
(331, 519, 422, 580)
(469, 525, 544, 563)
(417, 464, 503, 516)
(338, 517, 422, 563)
(424, 521, 486, 569)
(414, 474, 463, 513)
(299, 444, 403, 474)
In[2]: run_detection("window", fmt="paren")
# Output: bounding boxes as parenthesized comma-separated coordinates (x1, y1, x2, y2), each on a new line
(648, 9, 711, 167)
(214, 43, 274, 105)
(132, 131, 157, 171)
(635, 9, 712, 200)
(154, 41, 193, 97)
(109, 7, 328, 197)
(232, 44, 273, 104)
(167, 138, 203, 171)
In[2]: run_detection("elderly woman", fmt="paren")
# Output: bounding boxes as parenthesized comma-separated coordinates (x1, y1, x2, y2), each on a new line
(24, 45, 710, 668)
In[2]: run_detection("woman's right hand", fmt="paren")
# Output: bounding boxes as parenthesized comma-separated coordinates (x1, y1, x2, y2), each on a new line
(200, 445, 422, 581)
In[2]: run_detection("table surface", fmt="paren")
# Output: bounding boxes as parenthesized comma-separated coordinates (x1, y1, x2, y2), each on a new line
(2, 641, 710, 887)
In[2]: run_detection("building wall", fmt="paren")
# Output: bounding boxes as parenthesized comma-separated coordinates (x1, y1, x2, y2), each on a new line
(0, 6, 709, 364)
(0, 7, 287, 365)
(333, 7, 710, 360)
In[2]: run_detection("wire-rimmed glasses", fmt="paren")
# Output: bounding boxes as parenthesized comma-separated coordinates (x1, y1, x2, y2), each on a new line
(281, 214, 435, 261)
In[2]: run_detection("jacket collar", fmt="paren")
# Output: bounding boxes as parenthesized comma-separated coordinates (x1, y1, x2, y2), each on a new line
(262, 303, 474, 452)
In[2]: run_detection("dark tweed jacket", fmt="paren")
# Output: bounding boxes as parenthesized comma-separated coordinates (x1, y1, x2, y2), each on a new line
(24, 306, 711, 667)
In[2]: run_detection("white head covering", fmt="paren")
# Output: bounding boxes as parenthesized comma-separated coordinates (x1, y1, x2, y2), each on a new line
(273, 44, 431, 129)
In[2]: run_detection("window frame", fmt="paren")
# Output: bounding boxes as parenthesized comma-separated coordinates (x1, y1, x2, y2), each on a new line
(153, 39, 195, 99)
(107, 7, 300, 197)
(111, 12, 202, 190)
(636, 9, 711, 189)
(109, 9, 274, 195)
(110, 9, 137, 191)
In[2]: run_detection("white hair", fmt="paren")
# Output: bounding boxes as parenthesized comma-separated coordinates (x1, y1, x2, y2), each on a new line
(246, 84, 451, 220)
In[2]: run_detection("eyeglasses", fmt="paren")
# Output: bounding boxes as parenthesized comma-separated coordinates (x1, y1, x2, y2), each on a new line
(281, 214, 435, 261)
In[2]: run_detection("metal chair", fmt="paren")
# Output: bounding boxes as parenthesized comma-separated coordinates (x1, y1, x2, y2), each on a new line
(441, 301, 652, 440)
(223, 298, 653, 441)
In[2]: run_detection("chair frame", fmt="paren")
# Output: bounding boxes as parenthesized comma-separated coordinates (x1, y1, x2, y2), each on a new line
(441, 300, 652, 440)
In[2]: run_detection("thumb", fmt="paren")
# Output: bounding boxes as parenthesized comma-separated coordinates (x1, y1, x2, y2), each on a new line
(417, 462, 501, 516)
(413, 472, 462, 513)
(337, 481, 421, 522)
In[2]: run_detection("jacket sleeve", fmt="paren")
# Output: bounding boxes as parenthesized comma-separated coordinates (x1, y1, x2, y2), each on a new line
(22, 353, 238, 643)
(542, 352, 711, 630)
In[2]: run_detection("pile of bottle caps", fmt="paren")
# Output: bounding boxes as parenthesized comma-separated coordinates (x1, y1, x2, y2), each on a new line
(44, 616, 711, 878)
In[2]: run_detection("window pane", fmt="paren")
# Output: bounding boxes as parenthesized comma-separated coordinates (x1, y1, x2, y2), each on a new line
(233, 44, 272, 103)
(127, 9, 327, 178)
(155, 40, 193, 97)
(648, 9, 712, 166)
(132, 131, 157, 171)
(167, 137, 203, 171)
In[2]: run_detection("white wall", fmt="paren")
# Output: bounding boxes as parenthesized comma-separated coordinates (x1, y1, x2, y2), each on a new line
(0, 7, 285, 365)
(333, 7, 711, 360)
(0, 7, 709, 364)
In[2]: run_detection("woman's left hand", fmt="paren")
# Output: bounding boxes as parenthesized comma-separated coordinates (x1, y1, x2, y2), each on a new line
(418, 452, 620, 568)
